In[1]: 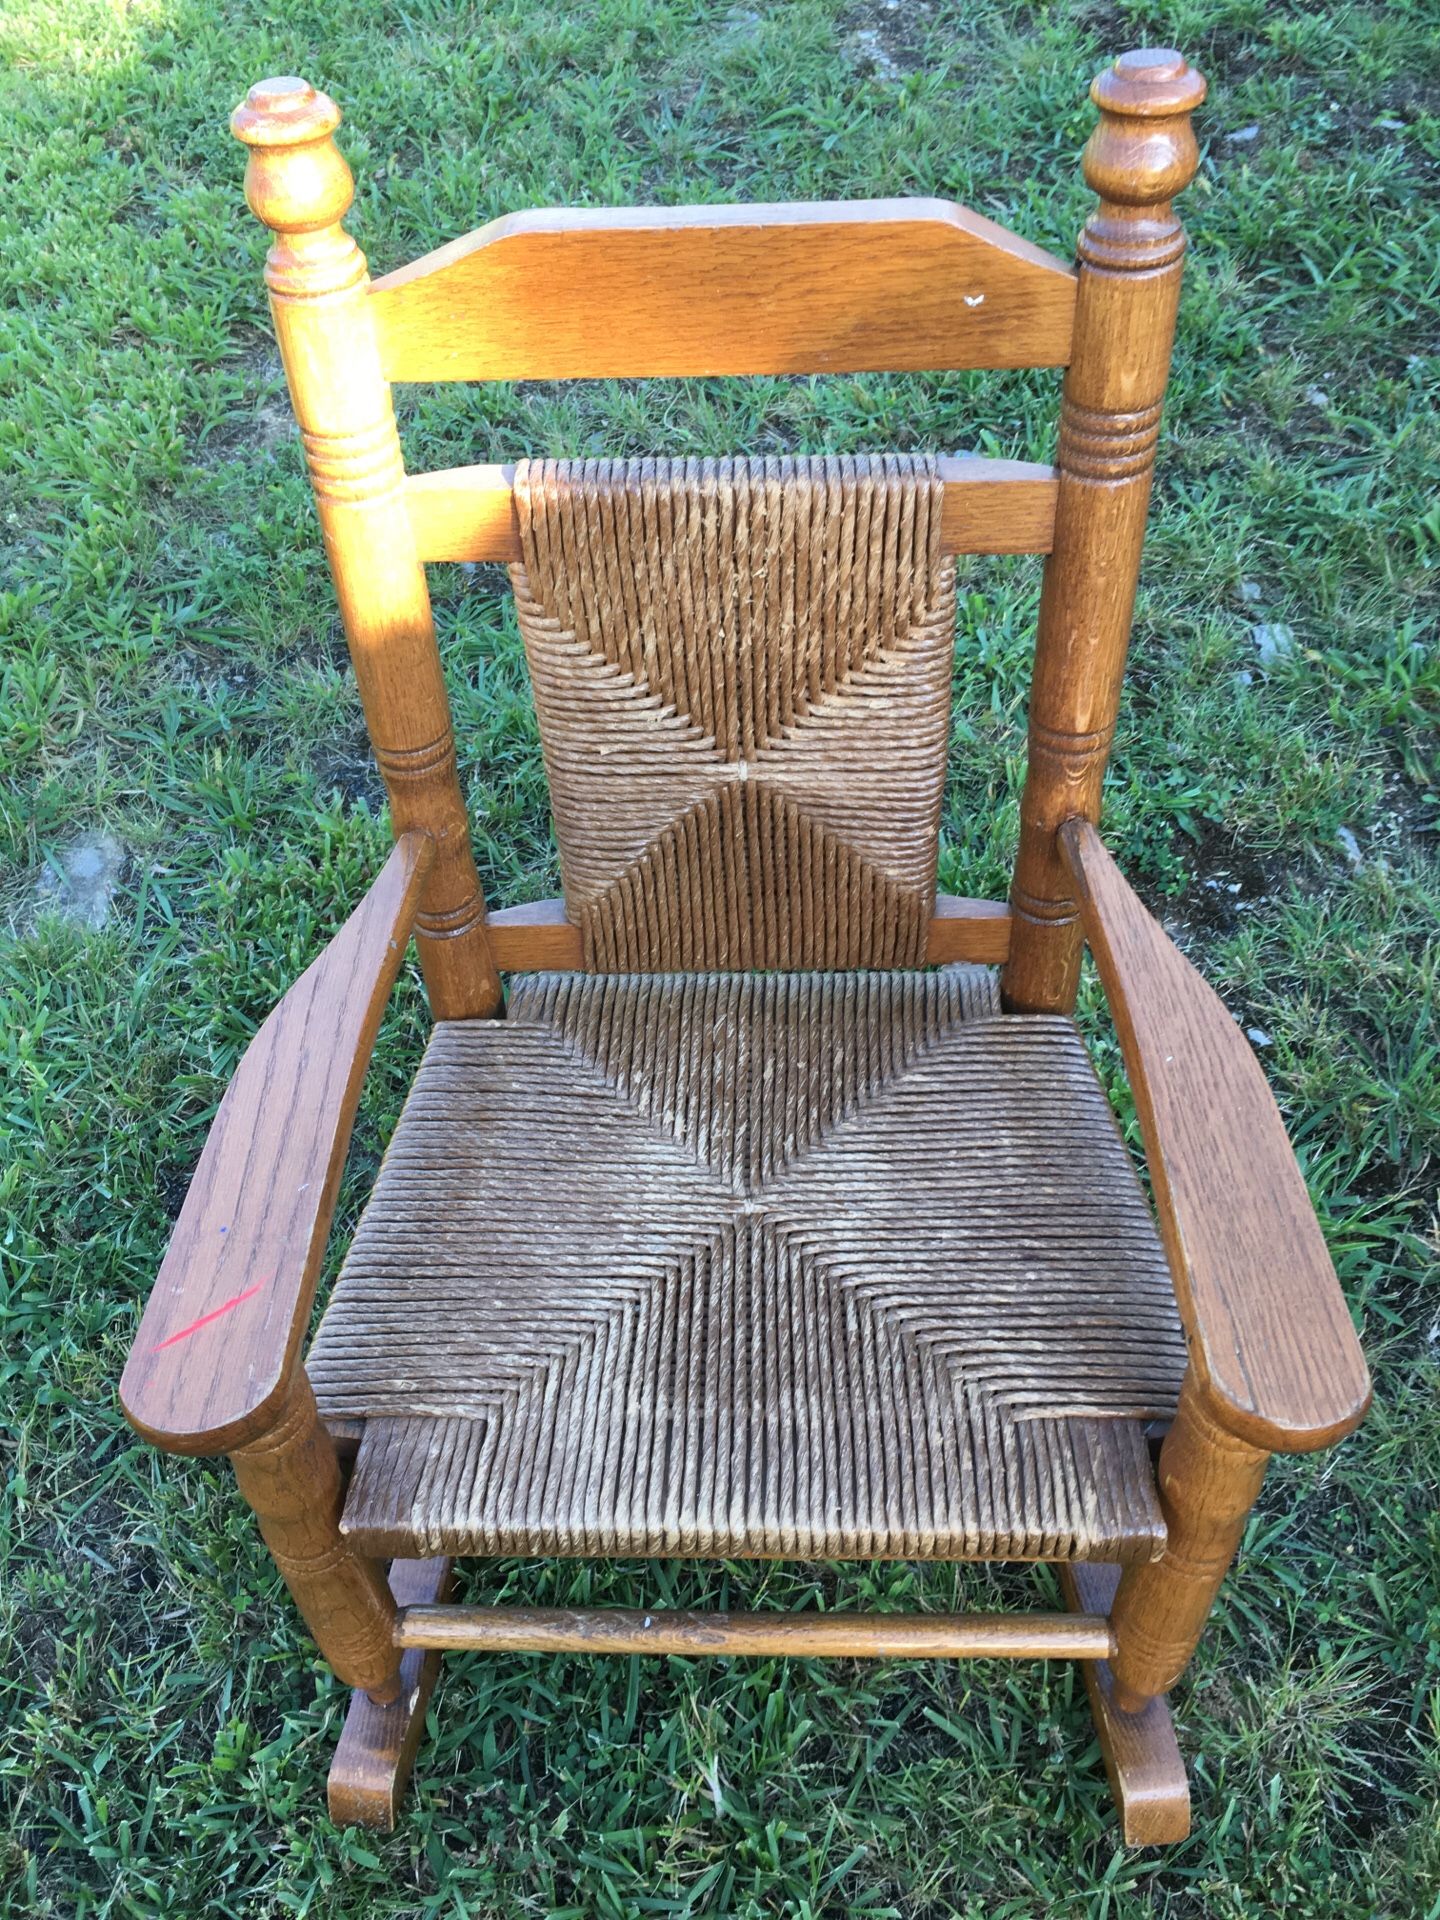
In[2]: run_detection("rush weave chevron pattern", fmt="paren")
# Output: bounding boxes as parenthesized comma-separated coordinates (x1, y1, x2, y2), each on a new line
(509, 455, 957, 970)
(309, 968, 1187, 1562)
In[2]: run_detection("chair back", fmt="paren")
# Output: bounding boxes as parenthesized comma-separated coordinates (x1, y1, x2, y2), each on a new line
(231, 50, 1205, 1016)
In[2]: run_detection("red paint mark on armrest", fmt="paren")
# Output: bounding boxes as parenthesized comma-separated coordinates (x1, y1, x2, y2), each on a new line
(150, 1278, 269, 1353)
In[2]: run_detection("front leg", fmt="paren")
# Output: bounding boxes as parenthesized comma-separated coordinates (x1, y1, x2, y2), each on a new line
(1108, 1373, 1270, 1712)
(229, 1375, 402, 1701)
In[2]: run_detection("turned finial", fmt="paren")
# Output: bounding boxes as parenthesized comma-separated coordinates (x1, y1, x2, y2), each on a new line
(1083, 49, 1206, 207)
(231, 77, 353, 236)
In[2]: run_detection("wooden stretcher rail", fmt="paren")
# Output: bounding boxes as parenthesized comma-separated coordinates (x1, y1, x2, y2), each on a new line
(406, 456, 1058, 563)
(483, 895, 1012, 970)
(394, 1605, 1117, 1660)
(369, 199, 1076, 383)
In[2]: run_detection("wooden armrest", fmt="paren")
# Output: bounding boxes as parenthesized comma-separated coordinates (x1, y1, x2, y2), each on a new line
(1059, 819, 1370, 1454)
(120, 833, 434, 1457)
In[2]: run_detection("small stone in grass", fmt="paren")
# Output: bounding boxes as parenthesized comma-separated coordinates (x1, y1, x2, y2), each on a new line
(1237, 580, 1264, 604)
(1252, 623, 1295, 665)
(35, 833, 128, 930)
(852, 29, 900, 78)
(1247, 1027, 1273, 1048)
(1228, 125, 1260, 143)
(1336, 826, 1363, 869)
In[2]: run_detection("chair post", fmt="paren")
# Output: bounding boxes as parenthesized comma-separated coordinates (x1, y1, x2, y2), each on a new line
(1108, 1370, 1270, 1713)
(1003, 50, 1206, 1013)
(229, 1373, 403, 1702)
(230, 79, 501, 1019)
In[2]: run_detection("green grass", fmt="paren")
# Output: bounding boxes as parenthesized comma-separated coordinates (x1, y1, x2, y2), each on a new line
(2, 0, 1437, 1913)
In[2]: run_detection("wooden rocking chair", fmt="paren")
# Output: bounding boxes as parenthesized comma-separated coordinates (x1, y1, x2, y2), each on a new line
(121, 50, 1371, 1843)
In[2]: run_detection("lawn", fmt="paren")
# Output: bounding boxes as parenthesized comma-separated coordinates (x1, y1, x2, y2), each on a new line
(1, 0, 1437, 1914)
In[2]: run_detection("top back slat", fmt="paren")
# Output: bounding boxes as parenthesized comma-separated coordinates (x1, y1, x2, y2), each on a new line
(368, 200, 1076, 383)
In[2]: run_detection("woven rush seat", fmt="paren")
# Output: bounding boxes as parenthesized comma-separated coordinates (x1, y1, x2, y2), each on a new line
(310, 965, 1187, 1564)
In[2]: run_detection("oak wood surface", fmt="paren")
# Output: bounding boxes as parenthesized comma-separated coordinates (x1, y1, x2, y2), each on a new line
(405, 456, 1060, 563)
(394, 1606, 1116, 1660)
(368, 199, 1076, 384)
(925, 895, 1013, 964)
(1061, 1563, 1190, 1845)
(120, 833, 433, 1456)
(484, 898, 583, 969)
(482, 894, 1013, 970)
(231, 78, 501, 1019)
(1108, 1373, 1269, 1708)
(1004, 50, 1207, 1014)
(1060, 819, 1371, 1452)
(328, 1557, 452, 1828)
(230, 1376, 402, 1699)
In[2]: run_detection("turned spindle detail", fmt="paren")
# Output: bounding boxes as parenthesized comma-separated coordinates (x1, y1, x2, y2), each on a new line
(231, 78, 500, 1018)
(1108, 1372, 1271, 1712)
(1003, 49, 1206, 1014)
(1056, 400, 1165, 481)
(229, 1374, 402, 1701)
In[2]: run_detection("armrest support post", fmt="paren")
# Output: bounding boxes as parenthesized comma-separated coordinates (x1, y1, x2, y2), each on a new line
(230, 1372, 401, 1702)
(1109, 1368, 1270, 1712)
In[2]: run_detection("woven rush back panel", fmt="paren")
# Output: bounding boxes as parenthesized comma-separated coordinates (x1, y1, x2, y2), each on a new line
(509, 454, 956, 970)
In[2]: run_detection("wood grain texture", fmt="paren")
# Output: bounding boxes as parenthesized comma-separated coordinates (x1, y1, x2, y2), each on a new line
(485, 898, 583, 969)
(328, 1557, 452, 1828)
(510, 455, 956, 970)
(312, 967, 1185, 1563)
(1004, 51, 1207, 1014)
(483, 894, 1012, 971)
(230, 78, 500, 1019)
(925, 896, 1012, 964)
(120, 833, 433, 1456)
(1060, 819, 1371, 1452)
(393, 1606, 1116, 1661)
(1060, 1562, 1190, 1845)
(1108, 1373, 1269, 1708)
(230, 1375, 402, 1698)
(368, 199, 1076, 383)
(405, 456, 1060, 563)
